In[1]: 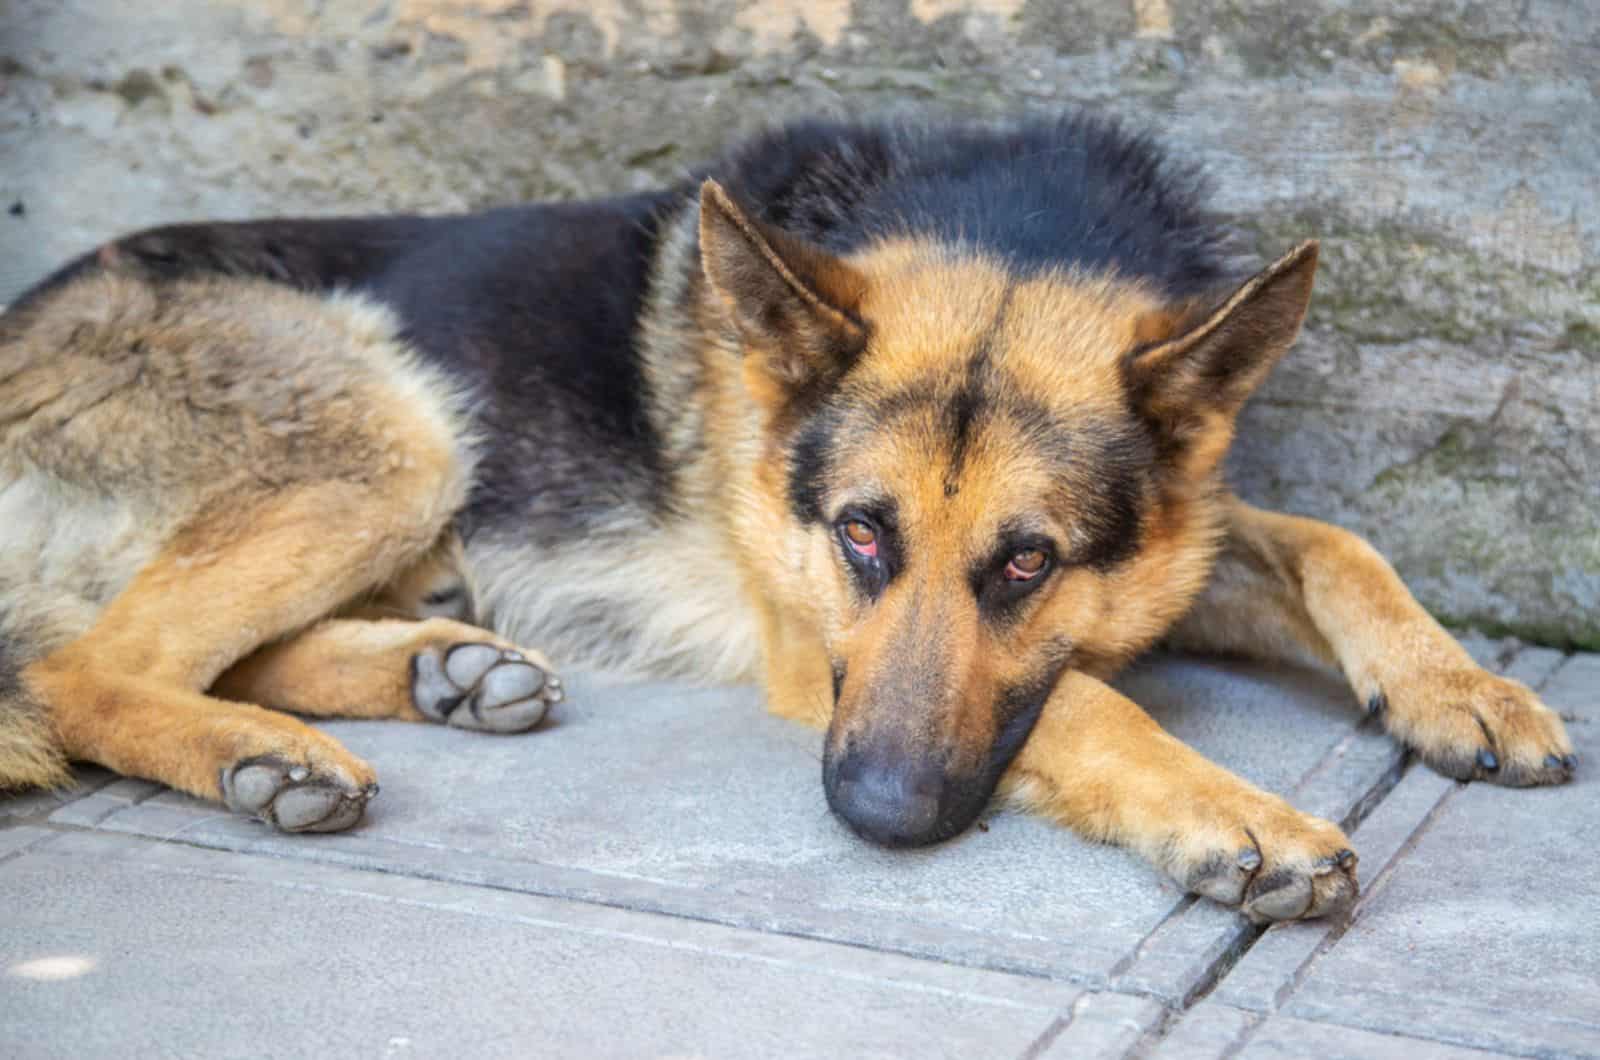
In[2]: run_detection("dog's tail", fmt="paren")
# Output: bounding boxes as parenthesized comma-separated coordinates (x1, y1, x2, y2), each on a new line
(0, 677, 68, 792)
(0, 607, 70, 791)
(0, 704, 66, 792)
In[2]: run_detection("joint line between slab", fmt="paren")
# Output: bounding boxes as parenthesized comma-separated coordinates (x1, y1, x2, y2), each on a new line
(1253, 640, 1566, 1019)
(1106, 894, 1198, 982)
(1016, 1012, 1072, 1060)
(0, 825, 56, 866)
(1139, 640, 1533, 1032)
(1272, 779, 1462, 1017)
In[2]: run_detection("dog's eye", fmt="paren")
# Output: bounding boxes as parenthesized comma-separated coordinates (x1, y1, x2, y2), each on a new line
(1004, 548, 1048, 581)
(842, 519, 878, 559)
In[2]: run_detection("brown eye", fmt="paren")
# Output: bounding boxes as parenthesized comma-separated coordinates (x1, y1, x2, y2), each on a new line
(1004, 548, 1047, 581)
(842, 520, 879, 558)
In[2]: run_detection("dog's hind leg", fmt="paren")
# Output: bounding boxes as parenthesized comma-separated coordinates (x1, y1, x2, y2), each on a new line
(215, 617, 563, 734)
(22, 479, 456, 832)
(1165, 496, 1575, 787)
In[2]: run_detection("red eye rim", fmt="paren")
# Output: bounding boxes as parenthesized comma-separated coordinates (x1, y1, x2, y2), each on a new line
(842, 519, 879, 559)
(1004, 548, 1048, 582)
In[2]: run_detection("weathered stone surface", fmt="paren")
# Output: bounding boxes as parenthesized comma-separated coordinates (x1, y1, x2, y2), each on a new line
(1152, 1002, 1257, 1059)
(3, 648, 1596, 1057)
(1227, 651, 1600, 1057)
(1207, 763, 1458, 1014)
(1, 0, 1595, 644)
(46, 776, 163, 828)
(0, 829, 1083, 1059)
(0, 824, 55, 860)
(1540, 653, 1600, 721)
(1038, 992, 1166, 1057)
(79, 654, 1376, 987)
(1237, 1017, 1507, 1059)
(0, 767, 115, 821)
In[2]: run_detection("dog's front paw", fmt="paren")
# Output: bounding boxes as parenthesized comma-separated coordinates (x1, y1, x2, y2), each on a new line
(1367, 666, 1575, 787)
(411, 641, 563, 733)
(1162, 793, 1358, 924)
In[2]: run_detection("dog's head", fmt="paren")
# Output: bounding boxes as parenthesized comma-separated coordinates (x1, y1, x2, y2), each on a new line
(699, 181, 1317, 847)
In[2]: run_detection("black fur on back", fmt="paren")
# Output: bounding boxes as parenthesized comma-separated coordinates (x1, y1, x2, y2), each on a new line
(363, 195, 681, 539)
(714, 112, 1228, 298)
(9, 112, 1229, 543)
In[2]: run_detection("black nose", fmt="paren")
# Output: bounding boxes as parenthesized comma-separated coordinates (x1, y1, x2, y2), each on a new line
(827, 750, 944, 847)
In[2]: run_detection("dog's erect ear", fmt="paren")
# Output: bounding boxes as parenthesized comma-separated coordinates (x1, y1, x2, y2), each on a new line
(1124, 241, 1318, 469)
(699, 179, 868, 406)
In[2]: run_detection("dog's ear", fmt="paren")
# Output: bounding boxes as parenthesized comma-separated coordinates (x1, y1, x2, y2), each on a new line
(699, 179, 868, 407)
(1123, 241, 1318, 471)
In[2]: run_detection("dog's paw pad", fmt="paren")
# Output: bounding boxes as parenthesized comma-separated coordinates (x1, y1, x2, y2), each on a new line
(220, 754, 376, 833)
(412, 642, 560, 733)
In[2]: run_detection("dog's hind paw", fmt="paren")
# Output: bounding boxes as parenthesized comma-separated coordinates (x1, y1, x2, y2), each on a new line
(221, 753, 378, 833)
(1367, 665, 1575, 787)
(411, 641, 562, 733)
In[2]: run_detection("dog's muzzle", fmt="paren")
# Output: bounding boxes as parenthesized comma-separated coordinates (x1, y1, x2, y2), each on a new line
(823, 738, 996, 848)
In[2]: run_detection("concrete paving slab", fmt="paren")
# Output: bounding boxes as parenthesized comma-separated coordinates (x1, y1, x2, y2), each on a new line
(1037, 991, 1167, 1058)
(1236, 1017, 1508, 1059)
(46, 777, 163, 829)
(1112, 660, 1424, 1004)
(1151, 1002, 1259, 1059)
(1542, 655, 1600, 722)
(0, 767, 115, 821)
(1114, 898, 1250, 1005)
(1115, 721, 1412, 1005)
(0, 825, 56, 861)
(1208, 765, 1458, 1014)
(1, 829, 1083, 1060)
(1501, 648, 1570, 693)
(1201, 642, 1544, 1017)
(81, 653, 1380, 990)
(1273, 667, 1600, 1057)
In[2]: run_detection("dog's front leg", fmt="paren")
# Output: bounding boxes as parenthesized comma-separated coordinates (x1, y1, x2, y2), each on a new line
(1166, 497, 1576, 786)
(1002, 671, 1358, 923)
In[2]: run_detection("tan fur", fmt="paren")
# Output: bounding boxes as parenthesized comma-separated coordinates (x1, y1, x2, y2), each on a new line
(0, 273, 482, 817)
(215, 616, 552, 721)
(0, 180, 1571, 912)
(694, 201, 1566, 920)
(1000, 671, 1355, 923)
(1166, 499, 1574, 786)
(731, 238, 1223, 735)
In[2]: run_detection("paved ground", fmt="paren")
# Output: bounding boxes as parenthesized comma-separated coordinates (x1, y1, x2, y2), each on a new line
(3, 635, 1595, 1058)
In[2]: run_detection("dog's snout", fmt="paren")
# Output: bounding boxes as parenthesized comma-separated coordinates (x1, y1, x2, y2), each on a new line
(827, 749, 944, 847)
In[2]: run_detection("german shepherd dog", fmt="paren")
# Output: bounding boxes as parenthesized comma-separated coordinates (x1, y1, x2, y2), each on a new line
(1, 114, 1576, 923)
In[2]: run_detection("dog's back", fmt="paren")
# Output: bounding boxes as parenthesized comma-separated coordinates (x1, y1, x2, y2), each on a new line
(0, 113, 1571, 909)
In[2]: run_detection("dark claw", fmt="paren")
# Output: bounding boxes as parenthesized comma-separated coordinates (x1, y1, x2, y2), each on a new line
(1477, 749, 1499, 771)
(1563, 754, 1579, 771)
(1546, 754, 1564, 769)
(1336, 849, 1356, 868)
(1237, 847, 1262, 871)
(1366, 691, 1388, 716)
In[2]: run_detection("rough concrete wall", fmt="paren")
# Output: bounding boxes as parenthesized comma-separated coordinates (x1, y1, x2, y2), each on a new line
(2, 0, 1596, 646)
